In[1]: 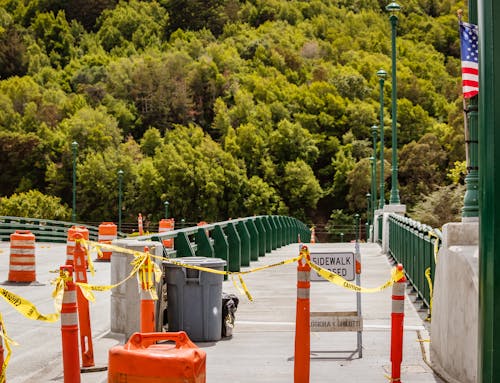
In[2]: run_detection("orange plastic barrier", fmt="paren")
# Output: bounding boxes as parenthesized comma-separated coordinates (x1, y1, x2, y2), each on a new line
(310, 227, 316, 244)
(140, 247, 155, 333)
(391, 264, 407, 383)
(66, 226, 89, 266)
(97, 222, 117, 261)
(158, 218, 175, 248)
(0, 323, 4, 382)
(73, 234, 94, 368)
(8, 230, 36, 283)
(60, 265, 81, 383)
(108, 332, 206, 383)
(294, 246, 311, 383)
(138, 213, 144, 235)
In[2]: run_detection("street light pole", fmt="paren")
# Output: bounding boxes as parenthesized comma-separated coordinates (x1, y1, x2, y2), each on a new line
(377, 69, 387, 209)
(118, 170, 124, 232)
(386, 2, 401, 205)
(164, 201, 170, 219)
(366, 193, 371, 241)
(371, 125, 379, 214)
(369, 156, 375, 224)
(71, 141, 78, 223)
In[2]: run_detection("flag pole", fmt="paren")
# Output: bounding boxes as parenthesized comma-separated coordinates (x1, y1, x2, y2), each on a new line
(458, 9, 470, 168)
(458, 9, 479, 220)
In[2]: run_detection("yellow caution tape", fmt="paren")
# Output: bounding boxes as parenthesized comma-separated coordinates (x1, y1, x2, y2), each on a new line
(425, 267, 433, 319)
(428, 230, 441, 264)
(306, 258, 404, 293)
(51, 269, 71, 312)
(238, 275, 253, 302)
(231, 275, 245, 296)
(0, 313, 17, 383)
(0, 287, 59, 322)
(76, 249, 149, 301)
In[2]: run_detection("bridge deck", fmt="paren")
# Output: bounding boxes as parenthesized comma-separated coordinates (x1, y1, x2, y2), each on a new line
(0, 241, 443, 382)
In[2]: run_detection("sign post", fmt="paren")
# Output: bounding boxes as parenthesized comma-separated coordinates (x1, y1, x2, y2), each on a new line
(309, 244, 363, 359)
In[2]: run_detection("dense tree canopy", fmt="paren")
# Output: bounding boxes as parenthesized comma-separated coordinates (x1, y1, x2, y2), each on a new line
(0, 0, 468, 227)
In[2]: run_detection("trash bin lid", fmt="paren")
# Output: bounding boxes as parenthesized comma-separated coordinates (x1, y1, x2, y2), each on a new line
(164, 256, 226, 269)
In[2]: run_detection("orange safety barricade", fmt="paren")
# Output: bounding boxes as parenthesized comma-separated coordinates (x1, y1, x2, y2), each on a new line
(391, 264, 407, 383)
(310, 227, 316, 244)
(60, 265, 81, 383)
(294, 245, 311, 383)
(66, 226, 89, 267)
(73, 233, 94, 368)
(108, 332, 206, 383)
(8, 230, 36, 283)
(158, 219, 175, 248)
(138, 213, 144, 235)
(97, 222, 117, 261)
(140, 247, 155, 333)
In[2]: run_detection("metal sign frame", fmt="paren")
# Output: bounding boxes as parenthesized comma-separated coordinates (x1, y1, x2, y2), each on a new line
(310, 243, 363, 360)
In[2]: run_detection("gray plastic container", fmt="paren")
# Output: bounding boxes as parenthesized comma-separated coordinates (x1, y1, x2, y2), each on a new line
(165, 256, 227, 342)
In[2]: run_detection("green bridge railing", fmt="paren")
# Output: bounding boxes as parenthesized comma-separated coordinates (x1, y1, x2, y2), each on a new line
(133, 215, 310, 273)
(387, 213, 441, 308)
(0, 215, 309, 274)
(0, 216, 102, 242)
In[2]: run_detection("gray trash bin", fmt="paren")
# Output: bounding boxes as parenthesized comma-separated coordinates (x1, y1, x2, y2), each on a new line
(165, 256, 227, 342)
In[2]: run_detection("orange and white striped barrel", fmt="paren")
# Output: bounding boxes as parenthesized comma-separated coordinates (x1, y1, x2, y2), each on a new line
(159, 219, 175, 248)
(66, 226, 89, 266)
(98, 222, 117, 261)
(8, 230, 36, 283)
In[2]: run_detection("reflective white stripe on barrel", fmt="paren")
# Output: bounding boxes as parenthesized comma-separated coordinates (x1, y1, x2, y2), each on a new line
(9, 265, 35, 271)
(392, 282, 406, 313)
(297, 270, 310, 282)
(9, 256, 35, 263)
(10, 248, 35, 255)
(61, 312, 78, 326)
(297, 287, 310, 299)
(10, 240, 35, 247)
(98, 235, 116, 241)
(66, 241, 75, 247)
(140, 290, 154, 300)
(63, 290, 77, 304)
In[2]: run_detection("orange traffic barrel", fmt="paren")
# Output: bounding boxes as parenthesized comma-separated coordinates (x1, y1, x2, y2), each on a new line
(97, 222, 117, 261)
(159, 218, 175, 248)
(108, 331, 206, 383)
(8, 230, 36, 283)
(66, 226, 89, 266)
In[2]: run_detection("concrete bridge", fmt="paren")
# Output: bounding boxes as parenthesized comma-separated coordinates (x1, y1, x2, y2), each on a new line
(0, 236, 444, 383)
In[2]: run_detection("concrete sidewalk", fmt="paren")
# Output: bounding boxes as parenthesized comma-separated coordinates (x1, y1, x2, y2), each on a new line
(12, 242, 444, 382)
(198, 242, 443, 383)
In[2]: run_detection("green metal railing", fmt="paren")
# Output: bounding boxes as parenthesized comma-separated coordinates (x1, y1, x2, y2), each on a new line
(388, 213, 441, 308)
(133, 215, 309, 273)
(0, 216, 104, 242)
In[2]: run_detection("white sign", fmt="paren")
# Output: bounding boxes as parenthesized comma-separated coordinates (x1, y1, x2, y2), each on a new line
(310, 251, 355, 281)
(310, 311, 362, 332)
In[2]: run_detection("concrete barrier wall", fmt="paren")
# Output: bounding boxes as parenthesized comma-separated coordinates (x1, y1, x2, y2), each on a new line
(430, 222, 479, 383)
(110, 239, 163, 340)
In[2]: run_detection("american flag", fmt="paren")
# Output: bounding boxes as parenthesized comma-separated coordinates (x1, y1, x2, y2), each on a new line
(460, 21, 479, 98)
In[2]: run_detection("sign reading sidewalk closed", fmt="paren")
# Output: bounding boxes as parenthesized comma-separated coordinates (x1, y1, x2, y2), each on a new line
(310, 251, 355, 281)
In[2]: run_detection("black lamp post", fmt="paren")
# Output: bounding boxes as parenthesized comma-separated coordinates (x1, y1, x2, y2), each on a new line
(386, 2, 401, 204)
(377, 69, 387, 208)
(71, 141, 78, 223)
(118, 170, 124, 232)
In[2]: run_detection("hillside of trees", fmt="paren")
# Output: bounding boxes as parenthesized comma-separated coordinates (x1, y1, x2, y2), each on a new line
(0, 0, 468, 227)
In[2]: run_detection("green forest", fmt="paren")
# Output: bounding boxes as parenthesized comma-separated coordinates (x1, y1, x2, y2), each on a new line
(0, 0, 468, 228)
